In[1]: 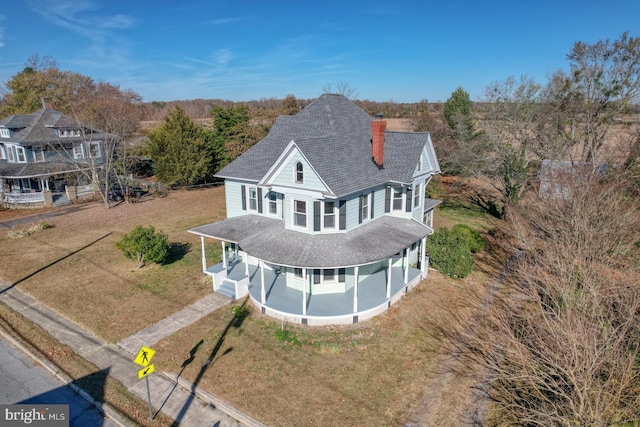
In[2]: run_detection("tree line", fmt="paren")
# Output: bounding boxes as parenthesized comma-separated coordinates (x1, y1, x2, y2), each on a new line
(1, 33, 639, 424)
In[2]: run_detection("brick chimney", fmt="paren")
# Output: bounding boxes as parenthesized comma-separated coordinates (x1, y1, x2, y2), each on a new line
(371, 116, 386, 166)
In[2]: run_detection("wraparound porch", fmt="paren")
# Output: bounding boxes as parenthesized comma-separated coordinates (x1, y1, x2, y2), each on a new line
(204, 257, 426, 326)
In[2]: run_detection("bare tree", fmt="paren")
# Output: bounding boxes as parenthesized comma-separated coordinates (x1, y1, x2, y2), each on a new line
(547, 32, 640, 165)
(429, 172, 640, 426)
(322, 81, 359, 100)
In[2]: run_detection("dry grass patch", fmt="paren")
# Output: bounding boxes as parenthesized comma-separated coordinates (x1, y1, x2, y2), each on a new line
(153, 270, 486, 427)
(0, 187, 226, 342)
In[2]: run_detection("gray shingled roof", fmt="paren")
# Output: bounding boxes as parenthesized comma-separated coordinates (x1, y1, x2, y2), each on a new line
(216, 94, 435, 197)
(0, 107, 107, 146)
(0, 161, 86, 179)
(190, 214, 431, 268)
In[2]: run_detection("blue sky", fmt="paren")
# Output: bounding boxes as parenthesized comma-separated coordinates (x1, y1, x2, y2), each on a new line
(0, 1, 638, 103)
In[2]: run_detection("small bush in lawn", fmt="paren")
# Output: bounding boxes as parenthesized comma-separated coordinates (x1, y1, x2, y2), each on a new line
(426, 227, 474, 278)
(451, 223, 485, 253)
(116, 225, 170, 268)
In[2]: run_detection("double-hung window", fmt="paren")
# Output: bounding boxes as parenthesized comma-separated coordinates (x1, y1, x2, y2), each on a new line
(89, 142, 101, 158)
(293, 200, 307, 228)
(414, 184, 421, 208)
(393, 187, 403, 211)
(268, 191, 278, 215)
(248, 187, 258, 211)
(323, 201, 335, 229)
(15, 146, 26, 163)
(6, 146, 15, 162)
(361, 194, 370, 221)
(0, 145, 5, 159)
(33, 145, 45, 162)
(73, 142, 84, 159)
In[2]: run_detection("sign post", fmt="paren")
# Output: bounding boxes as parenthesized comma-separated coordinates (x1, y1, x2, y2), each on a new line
(134, 346, 156, 420)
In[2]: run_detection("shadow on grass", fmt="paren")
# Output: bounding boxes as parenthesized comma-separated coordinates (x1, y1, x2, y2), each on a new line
(469, 192, 503, 219)
(0, 233, 112, 295)
(163, 242, 191, 265)
(155, 297, 251, 424)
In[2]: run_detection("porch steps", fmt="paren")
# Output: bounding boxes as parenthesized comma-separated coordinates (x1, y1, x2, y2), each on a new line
(53, 193, 71, 207)
(217, 280, 236, 300)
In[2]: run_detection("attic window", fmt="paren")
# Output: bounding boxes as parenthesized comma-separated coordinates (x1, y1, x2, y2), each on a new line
(0, 129, 9, 138)
(295, 161, 304, 184)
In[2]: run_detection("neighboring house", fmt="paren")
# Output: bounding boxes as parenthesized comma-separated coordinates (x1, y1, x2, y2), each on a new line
(189, 94, 441, 325)
(539, 159, 611, 200)
(0, 101, 109, 207)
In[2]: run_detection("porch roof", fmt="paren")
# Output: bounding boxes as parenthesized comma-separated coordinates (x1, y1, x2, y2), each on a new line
(0, 161, 86, 179)
(189, 215, 432, 269)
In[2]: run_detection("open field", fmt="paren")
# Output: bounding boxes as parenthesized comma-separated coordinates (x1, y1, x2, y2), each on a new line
(0, 183, 501, 425)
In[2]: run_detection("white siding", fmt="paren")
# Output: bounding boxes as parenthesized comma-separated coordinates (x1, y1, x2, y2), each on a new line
(225, 180, 247, 218)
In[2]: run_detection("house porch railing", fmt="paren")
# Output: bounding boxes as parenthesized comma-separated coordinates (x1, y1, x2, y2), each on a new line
(3, 192, 45, 204)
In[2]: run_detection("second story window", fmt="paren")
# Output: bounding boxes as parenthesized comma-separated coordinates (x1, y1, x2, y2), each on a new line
(361, 194, 370, 221)
(89, 142, 101, 158)
(293, 199, 307, 228)
(0, 145, 6, 159)
(393, 187, 403, 211)
(268, 191, 278, 215)
(323, 201, 335, 229)
(73, 142, 84, 159)
(414, 184, 421, 208)
(6, 146, 15, 162)
(295, 161, 304, 184)
(248, 187, 258, 210)
(15, 146, 26, 163)
(33, 145, 45, 162)
(0, 129, 9, 138)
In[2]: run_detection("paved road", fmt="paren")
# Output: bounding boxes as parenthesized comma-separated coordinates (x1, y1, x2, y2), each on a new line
(0, 335, 119, 427)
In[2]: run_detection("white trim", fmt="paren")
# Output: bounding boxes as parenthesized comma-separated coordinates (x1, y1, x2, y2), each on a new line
(15, 146, 26, 163)
(322, 200, 337, 230)
(294, 161, 304, 184)
(247, 186, 258, 211)
(270, 185, 328, 199)
(33, 145, 45, 162)
(292, 198, 307, 229)
(258, 139, 333, 193)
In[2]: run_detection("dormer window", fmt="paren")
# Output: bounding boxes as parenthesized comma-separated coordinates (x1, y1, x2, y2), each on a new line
(0, 128, 9, 138)
(417, 155, 422, 171)
(295, 161, 304, 184)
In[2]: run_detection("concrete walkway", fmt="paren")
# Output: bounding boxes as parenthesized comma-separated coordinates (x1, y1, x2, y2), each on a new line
(0, 285, 264, 427)
(117, 292, 230, 354)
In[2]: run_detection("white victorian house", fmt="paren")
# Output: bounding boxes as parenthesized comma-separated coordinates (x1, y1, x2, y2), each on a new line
(189, 94, 441, 325)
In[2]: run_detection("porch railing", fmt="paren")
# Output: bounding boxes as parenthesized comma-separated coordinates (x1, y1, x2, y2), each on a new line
(3, 192, 45, 204)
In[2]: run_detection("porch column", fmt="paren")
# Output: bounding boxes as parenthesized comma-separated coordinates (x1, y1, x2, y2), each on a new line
(260, 260, 265, 304)
(200, 236, 207, 272)
(421, 237, 427, 276)
(353, 266, 359, 313)
(245, 255, 249, 275)
(221, 241, 227, 269)
(387, 258, 392, 299)
(404, 248, 409, 284)
(302, 268, 307, 316)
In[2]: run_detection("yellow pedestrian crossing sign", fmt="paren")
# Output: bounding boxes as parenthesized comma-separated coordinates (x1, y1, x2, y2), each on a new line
(134, 346, 155, 367)
(138, 364, 155, 379)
